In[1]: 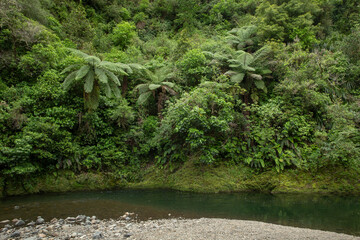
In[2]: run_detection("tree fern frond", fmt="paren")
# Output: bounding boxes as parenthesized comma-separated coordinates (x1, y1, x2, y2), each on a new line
(249, 73, 263, 81)
(109, 80, 121, 98)
(128, 63, 144, 71)
(149, 84, 161, 90)
(84, 85, 100, 110)
(84, 56, 101, 65)
(162, 82, 175, 88)
(67, 48, 90, 59)
(253, 46, 271, 62)
(103, 82, 112, 98)
(61, 64, 80, 74)
(63, 71, 77, 90)
(84, 69, 95, 93)
(95, 68, 108, 84)
(137, 91, 152, 105)
(101, 62, 128, 75)
(135, 84, 149, 94)
(76, 65, 90, 80)
(254, 79, 267, 93)
(104, 69, 121, 86)
(230, 73, 245, 83)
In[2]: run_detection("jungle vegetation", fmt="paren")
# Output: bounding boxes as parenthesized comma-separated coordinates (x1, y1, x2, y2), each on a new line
(0, 0, 359, 188)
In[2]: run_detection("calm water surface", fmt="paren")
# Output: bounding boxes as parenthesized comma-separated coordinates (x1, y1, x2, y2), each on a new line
(0, 189, 359, 236)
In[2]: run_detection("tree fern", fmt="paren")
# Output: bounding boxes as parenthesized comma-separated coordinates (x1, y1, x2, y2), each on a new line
(62, 48, 143, 111)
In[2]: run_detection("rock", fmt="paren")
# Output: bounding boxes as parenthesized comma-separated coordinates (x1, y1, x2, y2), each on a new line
(91, 216, 97, 220)
(76, 215, 86, 222)
(15, 220, 25, 226)
(1, 227, 8, 232)
(71, 232, 78, 238)
(27, 221, 35, 226)
(124, 233, 132, 238)
(39, 233, 46, 238)
(24, 237, 37, 240)
(50, 218, 57, 223)
(14, 206, 20, 210)
(125, 217, 131, 221)
(12, 218, 19, 223)
(0, 220, 10, 224)
(36, 216, 45, 225)
(4, 224, 12, 228)
(10, 230, 21, 238)
(92, 231, 103, 239)
(65, 217, 76, 223)
(46, 225, 54, 231)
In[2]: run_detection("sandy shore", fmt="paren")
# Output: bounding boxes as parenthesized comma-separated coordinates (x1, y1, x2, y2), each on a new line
(1, 216, 359, 240)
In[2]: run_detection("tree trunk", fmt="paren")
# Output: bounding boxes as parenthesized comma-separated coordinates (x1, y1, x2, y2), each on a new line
(157, 87, 167, 119)
(122, 76, 128, 96)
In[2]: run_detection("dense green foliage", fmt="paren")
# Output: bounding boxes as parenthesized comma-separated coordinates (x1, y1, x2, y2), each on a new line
(0, 0, 359, 190)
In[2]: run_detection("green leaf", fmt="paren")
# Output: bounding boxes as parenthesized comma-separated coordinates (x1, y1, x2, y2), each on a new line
(84, 85, 100, 110)
(101, 62, 128, 75)
(149, 84, 161, 90)
(249, 74, 263, 81)
(135, 84, 149, 94)
(137, 91, 152, 105)
(95, 68, 108, 84)
(63, 71, 77, 90)
(254, 79, 267, 93)
(76, 65, 90, 80)
(84, 69, 95, 93)
(230, 73, 245, 83)
(67, 48, 90, 59)
(109, 80, 121, 98)
(260, 69, 272, 74)
(104, 69, 120, 86)
(84, 56, 101, 65)
(103, 82, 112, 97)
(61, 64, 80, 74)
(162, 82, 175, 88)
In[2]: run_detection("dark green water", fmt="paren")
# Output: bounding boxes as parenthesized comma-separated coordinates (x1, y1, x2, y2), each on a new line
(1, 190, 359, 236)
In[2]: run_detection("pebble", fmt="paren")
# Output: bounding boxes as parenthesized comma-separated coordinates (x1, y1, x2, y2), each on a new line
(14, 206, 20, 210)
(10, 230, 20, 238)
(27, 221, 35, 226)
(15, 220, 25, 226)
(0, 220, 10, 224)
(65, 217, 76, 223)
(92, 231, 103, 239)
(124, 233, 132, 238)
(76, 215, 86, 222)
(2, 215, 356, 240)
(36, 216, 45, 225)
(24, 237, 37, 240)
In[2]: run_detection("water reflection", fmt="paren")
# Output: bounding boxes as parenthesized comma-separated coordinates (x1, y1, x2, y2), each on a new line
(0, 190, 359, 236)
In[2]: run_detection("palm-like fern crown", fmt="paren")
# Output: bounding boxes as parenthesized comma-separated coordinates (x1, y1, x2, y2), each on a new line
(135, 66, 177, 105)
(62, 48, 143, 110)
(226, 25, 257, 51)
(225, 46, 272, 92)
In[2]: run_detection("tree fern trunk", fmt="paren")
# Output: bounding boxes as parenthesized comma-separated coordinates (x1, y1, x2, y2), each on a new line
(122, 75, 128, 96)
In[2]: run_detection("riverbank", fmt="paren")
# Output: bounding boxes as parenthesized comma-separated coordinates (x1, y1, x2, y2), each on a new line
(1, 162, 360, 197)
(0, 215, 359, 240)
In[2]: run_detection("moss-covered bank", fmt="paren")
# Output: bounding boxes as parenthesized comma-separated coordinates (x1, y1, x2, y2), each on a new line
(1, 162, 360, 198)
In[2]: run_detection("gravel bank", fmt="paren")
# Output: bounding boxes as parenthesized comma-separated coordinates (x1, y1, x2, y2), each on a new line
(1, 215, 359, 240)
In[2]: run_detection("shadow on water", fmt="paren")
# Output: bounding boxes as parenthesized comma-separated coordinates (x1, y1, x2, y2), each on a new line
(1, 189, 359, 236)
